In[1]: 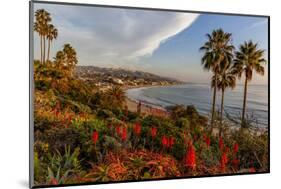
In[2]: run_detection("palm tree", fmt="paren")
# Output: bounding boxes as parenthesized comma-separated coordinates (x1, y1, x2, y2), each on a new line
(54, 50, 65, 68)
(233, 40, 266, 127)
(34, 9, 51, 64)
(34, 22, 43, 63)
(106, 86, 126, 108)
(212, 62, 236, 136)
(200, 29, 234, 133)
(46, 24, 58, 62)
(63, 44, 78, 70)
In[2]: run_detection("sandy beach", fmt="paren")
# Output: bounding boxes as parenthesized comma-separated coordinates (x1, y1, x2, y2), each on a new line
(125, 97, 169, 118)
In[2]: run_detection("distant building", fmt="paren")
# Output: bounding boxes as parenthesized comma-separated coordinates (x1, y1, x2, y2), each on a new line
(112, 78, 124, 85)
(152, 82, 158, 86)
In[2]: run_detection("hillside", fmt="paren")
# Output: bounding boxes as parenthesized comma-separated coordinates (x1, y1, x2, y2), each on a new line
(75, 66, 183, 88)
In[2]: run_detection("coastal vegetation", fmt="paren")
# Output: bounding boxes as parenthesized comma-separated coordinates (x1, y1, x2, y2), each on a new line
(33, 9, 268, 186)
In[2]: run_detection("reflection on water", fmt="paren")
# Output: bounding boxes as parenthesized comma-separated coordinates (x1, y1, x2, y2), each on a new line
(126, 83, 268, 128)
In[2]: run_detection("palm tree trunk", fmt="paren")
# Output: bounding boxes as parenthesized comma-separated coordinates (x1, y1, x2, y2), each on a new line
(40, 35, 43, 64)
(210, 73, 217, 133)
(241, 78, 248, 127)
(219, 88, 225, 137)
(43, 36, 46, 64)
(47, 40, 51, 62)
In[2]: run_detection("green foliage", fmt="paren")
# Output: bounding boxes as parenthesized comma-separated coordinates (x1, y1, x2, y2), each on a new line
(97, 109, 114, 119)
(175, 117, 190, 129)
(46, 146, 81, 185)
(34, 152, 42, 182)
(230, 130, 268, 170)
(85, 164, 110, 182)
(102, 135, 122, 153)
(34, 116, 52, 132)
(167, 105, 207, 128)
(35, 127, 81, 153)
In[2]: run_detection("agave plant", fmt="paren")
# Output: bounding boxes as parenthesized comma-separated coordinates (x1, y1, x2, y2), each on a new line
(46, 146, 82, 184)
(47, 166, 72, 185)
(85, 164, 111, 182)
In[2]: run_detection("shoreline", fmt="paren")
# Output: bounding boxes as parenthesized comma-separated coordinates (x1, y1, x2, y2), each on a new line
(123, 84, 268, 134)
(124, 84, 178, 117)
(125, 97, 170, 117)
(121, 82, 184, 91)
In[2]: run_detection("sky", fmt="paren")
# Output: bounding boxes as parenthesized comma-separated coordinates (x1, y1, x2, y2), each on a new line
(33, 3, 269, 85)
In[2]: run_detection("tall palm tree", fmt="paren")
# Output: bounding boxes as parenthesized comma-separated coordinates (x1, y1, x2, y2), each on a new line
(233, 40, 266, 127)
(34, 9, 51, 64)
(34, 22, 43, 63)
(212, 62, 236, 136)
(200, 29, 234, 133)
(46, 24, 58, 62)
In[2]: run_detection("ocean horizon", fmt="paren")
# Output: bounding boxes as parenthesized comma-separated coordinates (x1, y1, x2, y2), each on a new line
(126, 83, 268, 128)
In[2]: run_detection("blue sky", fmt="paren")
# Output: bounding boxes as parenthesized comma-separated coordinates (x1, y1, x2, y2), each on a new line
(34, 3, 268, 85)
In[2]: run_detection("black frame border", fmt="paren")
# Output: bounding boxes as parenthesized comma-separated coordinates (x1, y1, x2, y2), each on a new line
(29, 0, 270, 188)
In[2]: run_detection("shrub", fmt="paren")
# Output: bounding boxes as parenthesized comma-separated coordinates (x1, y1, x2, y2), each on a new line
(230, 130, 268, 171)
(35, 127, 81, 153)
(84, 149, 181, 182)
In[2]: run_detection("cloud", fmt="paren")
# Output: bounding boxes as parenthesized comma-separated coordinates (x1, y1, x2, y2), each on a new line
(34, 3, 199, 67)
(248, 19, 267, 29)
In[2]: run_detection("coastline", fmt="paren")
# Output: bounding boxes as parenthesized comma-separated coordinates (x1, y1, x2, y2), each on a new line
(123, 84, 180, 117)
(123, 83, 268, 134)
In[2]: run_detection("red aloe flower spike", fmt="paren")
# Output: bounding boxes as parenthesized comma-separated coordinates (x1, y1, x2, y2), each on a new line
(204, 135, 211, 147)
(225, 146, 230, 153)
(134, 122, 141, 136)
(116, 126, 121, 136)
(185, 142, 196, 170)
(233, 143, 239, 154)
(121, 127, 127, 141)
(220, 151, 228, 171)
(151, 127, 157, 138)
(162, 135, 168, 148)
(92, 131, 99, 144)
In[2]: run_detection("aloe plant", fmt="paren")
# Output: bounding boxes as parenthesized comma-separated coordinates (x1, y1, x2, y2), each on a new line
(46, 146, 82, 184)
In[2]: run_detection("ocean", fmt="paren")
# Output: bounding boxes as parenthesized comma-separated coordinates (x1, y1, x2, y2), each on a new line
(126, 83, 268, 128)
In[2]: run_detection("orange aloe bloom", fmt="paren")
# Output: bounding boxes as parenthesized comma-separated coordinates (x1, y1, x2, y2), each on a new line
(185, 142, 196, 170)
